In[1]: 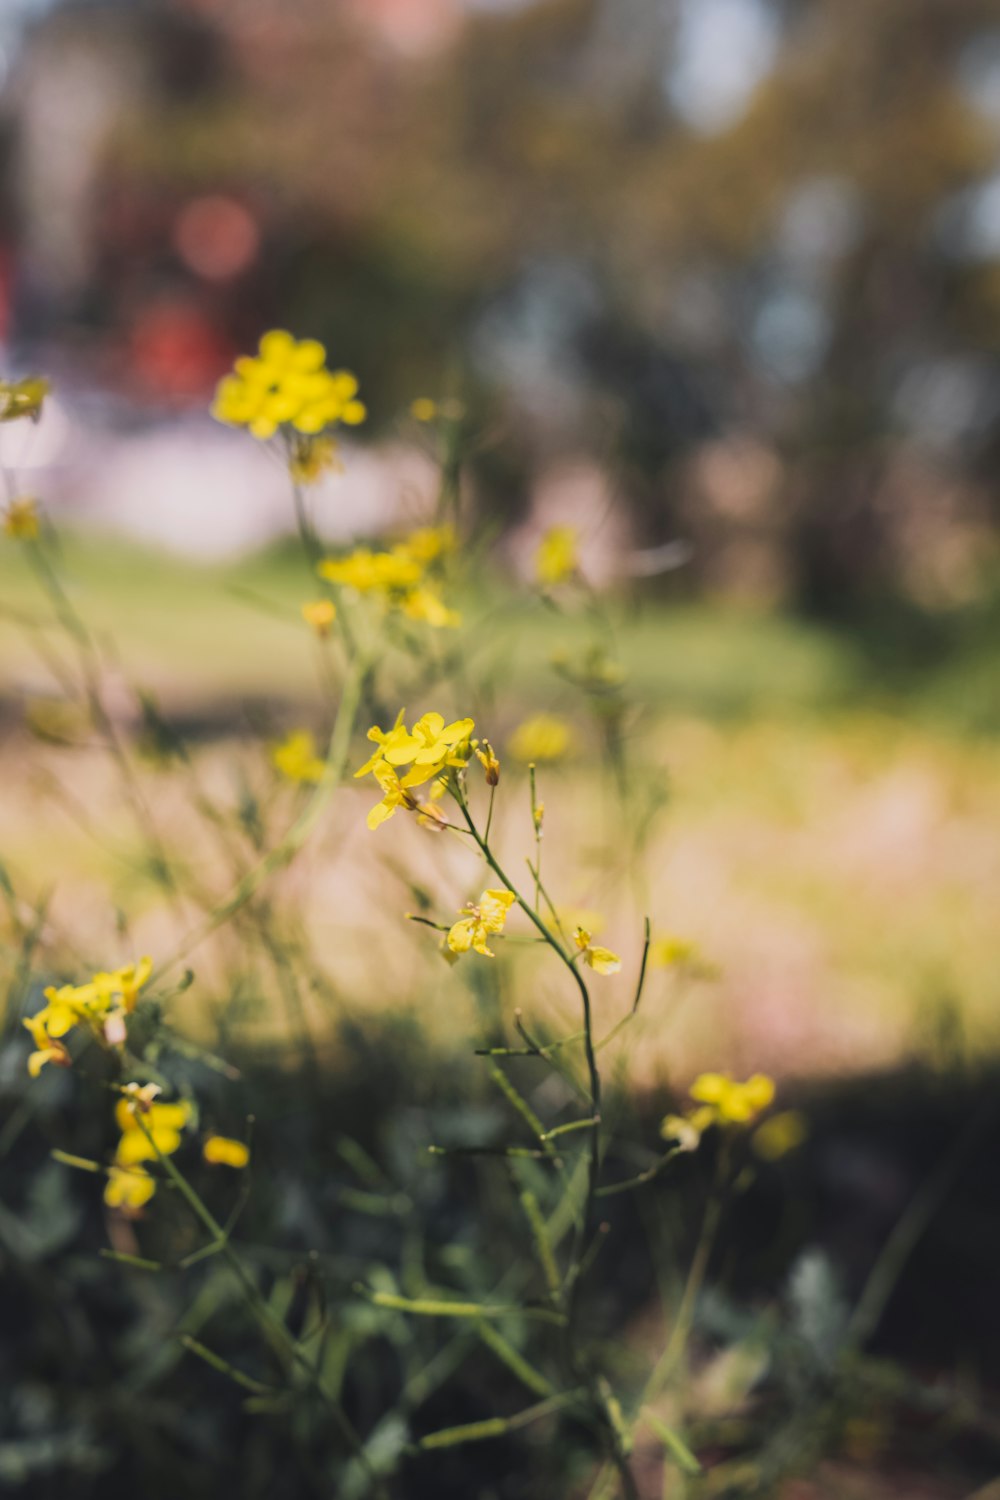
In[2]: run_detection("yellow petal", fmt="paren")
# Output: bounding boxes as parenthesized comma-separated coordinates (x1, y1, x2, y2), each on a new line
(584, 945, 621, 976)
(203, 1135, 250, 1168)
(446, 918, 476, 955)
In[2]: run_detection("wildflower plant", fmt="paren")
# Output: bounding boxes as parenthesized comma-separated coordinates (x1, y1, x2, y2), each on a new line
(0, 334, 899, 1500)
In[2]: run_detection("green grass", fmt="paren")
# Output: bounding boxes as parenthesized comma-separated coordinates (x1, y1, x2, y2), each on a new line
(1, 530, 869, 718)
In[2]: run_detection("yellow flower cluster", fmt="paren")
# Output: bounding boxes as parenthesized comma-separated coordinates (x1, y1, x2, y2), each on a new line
(271, 729, 327, 784)
(211, 330, 365, 441)
(507, 713, 573, 763)
(661, 1071, 776, 1151)
(23, 959, 153, 1076)
(536, 525, 579, 586)
(3, 497, 40, 541)
(355, 710, 474, 829)
(105, 1084, 191, 1212)
(318, 526, 459, 629)
(447, 888, 516, 959)
(648, 934, 718, 980)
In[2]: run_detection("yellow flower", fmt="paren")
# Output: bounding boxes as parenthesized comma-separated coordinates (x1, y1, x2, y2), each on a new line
(366, 762, 417, 830)
(91, 957, 154, 1015)
(648, 934, 718, 979)
(400, 586, 461, 629)
(508, 714, 573, 764)
(356, 711, 474, 824)
(203, 1135, 250, 1168)
(318, 538, 459, 627)
(271, 729, 327, 783)
(302, 599, 337, 636)
(447, 889, 516, 958)
(354, 709, 422, 779)
(113, 1096, 192, 1167)
(3, 497, 40, 541)
(689, 1072, 775, 1125)
(318, 547, 422, 594)
(649, 936, 696, 968)
(573, 927, 621, 976)
(752, 1110, 807, 1162)
(405, 712, 475, 781)
(536, 525, 579, 586)
(22, 958, 153, 1073)
(397, 524, 457, 564)
(289, 434, 341, 484)
(26, 1035, 70, 1078)
(211, 330, 365, 441)
(104, 1164, 156, 1212)
(0, 376, 49, 424)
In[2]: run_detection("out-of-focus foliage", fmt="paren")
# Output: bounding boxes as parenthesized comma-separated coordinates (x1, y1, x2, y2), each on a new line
(4, 0, 1000, 608)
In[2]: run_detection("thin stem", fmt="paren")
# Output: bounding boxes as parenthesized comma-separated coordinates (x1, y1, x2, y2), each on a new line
(154, 654, 370, 977)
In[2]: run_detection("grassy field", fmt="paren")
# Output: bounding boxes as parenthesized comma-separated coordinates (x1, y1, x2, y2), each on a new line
(2, 531, 998, 1082)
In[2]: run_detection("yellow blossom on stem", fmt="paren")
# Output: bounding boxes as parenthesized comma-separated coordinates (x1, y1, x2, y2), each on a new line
(508, 714, 573, 764)
(366, 762, 418, 830)
(354, 710, 422, 780)
(400, 586, 461, 629)
(689, 1071, 775, 1124)
(211, 330, 365, 440)
(91, 957, 154, 1015)
(405, 712, 475, 781)
(318, 547, 422, 595)
(0, 376, 49, 424)
(203, 1135, 250, 1168)
(536, 525, 579, 586)
(397, 524, 457, 564)
(113, 1096, 192, 1167)
(22, 958, 153, 1074)
(574, 927, 621, 976)
(26, 1033, 70, 1078)
(104, 1092, 191, 1211)
(662, 1073, 776, 1151)
(752, 1110, 807, 1161)
(104, 1164, 156, 1212)
(447, 889, 516, 958)
(301, 599, 337, 636)
(3, 497, 40, 541)
(356, 711, 474, 824)
(271, 729, 327, 784)
(318, 538, 460, 628)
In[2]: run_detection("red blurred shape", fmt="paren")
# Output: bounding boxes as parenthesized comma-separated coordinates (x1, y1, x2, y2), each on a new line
(129, 299, 232, 400)
(173, 196, 260, 282)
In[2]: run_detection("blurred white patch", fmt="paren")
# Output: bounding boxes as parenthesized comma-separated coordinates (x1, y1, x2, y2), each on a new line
(0, 392, 71, 470)
(751, 287, 830, 383)
(666, 0, 779, 135)
(955, 30, 1000, 128)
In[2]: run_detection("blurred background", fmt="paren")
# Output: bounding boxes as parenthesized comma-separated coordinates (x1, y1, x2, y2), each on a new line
(3, 0, 1000, 1075)
(1, 0, 999, 594)
(3, 5, 1000, 1496)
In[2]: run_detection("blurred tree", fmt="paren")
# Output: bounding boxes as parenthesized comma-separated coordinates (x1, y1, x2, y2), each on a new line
(4, 0, 1000, 606)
